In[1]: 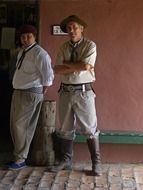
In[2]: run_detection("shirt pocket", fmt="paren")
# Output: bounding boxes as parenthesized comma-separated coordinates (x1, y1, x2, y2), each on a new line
(79, 90, 96, 100)
(22, 59, 36, 74)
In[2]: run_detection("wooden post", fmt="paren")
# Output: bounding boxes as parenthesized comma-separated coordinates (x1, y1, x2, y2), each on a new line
(29, 100, 56, 166)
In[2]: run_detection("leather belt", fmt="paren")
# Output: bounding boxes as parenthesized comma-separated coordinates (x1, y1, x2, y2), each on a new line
(60, 83, 92, 92)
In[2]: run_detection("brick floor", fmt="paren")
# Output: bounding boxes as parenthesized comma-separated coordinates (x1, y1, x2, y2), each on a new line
(0, 163, 143, 190)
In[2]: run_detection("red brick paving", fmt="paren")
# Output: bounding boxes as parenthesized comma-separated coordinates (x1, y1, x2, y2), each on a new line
(0, 163, 142, 190)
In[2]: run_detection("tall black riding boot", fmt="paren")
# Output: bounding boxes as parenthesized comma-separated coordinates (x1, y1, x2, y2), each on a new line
(87, 134, 102, 176)
(50, 138, 73, 172)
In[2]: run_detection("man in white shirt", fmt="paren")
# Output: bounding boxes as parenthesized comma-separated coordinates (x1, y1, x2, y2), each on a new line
(50, 15, 102, 176)
(8, 24, 54, 170)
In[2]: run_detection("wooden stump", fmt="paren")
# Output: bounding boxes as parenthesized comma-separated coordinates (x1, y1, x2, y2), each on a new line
(29, 100, 56, 166)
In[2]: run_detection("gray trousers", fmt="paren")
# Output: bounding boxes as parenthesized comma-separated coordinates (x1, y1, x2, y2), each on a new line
(10, 90, 43, 161)
(57, 90, 97, 140)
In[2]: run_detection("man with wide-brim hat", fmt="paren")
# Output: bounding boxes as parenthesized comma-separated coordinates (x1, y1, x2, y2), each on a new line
(60, 15, 87, 33)
(50, 15, 102, 176)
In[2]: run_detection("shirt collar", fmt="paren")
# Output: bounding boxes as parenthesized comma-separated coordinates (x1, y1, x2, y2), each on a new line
(69, 37, 83, 47)
(24, 42, 37, 51)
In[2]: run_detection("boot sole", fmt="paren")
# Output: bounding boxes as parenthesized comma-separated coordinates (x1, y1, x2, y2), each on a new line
(49, 165, 72, 172)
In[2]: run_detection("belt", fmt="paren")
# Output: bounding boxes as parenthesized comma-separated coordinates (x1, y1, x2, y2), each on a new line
(15, 87, 43, 94)
(60, 83, 92, 92)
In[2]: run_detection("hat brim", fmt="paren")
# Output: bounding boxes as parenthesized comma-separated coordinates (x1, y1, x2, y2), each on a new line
(60, 15, 87, 33)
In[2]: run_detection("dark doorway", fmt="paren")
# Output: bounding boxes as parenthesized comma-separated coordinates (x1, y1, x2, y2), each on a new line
(0, 0, 39, 161)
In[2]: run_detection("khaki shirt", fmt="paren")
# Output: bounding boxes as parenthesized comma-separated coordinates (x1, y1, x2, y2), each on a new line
(56, 38, 97, 84)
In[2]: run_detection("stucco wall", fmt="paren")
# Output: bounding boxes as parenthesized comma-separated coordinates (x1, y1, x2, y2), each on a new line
(39, 0, 143, 133)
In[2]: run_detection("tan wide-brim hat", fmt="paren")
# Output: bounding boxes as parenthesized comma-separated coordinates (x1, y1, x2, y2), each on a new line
(60, 15, 87, 33)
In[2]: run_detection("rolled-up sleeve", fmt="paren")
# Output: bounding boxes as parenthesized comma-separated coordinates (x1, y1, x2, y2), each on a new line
(38, 53, 54, 86)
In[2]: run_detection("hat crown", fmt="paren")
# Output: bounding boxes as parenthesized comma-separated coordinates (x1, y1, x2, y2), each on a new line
(20, 24, 37, 35)
(68, 15, 79, 19)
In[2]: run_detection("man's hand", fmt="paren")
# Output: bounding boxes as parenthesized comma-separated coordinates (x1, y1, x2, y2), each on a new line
(43, 86, 49, 99)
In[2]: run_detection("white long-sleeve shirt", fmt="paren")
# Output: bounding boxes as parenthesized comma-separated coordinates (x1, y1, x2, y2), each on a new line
(13, 44, 54, 89)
